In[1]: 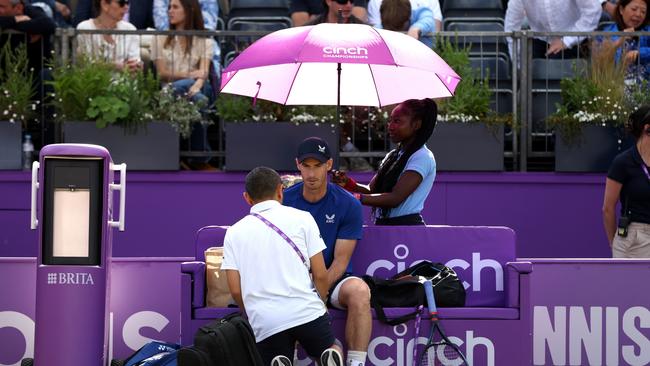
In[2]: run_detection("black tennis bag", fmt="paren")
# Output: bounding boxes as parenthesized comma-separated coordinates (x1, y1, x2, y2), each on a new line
(363, 261, 466, 325)
(177, 312, 264, 366)
(362, 274, 426, 325)
(393, 260, 466, 308)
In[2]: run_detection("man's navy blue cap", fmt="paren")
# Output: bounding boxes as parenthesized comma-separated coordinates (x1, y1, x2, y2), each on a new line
(297, 137, 331, 163)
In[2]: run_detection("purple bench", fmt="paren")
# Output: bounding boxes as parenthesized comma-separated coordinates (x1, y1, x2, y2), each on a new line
(181, 225, 530, 332)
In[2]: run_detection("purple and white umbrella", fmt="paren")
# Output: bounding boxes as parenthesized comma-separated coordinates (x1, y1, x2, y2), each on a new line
(220, 23, 460, 111)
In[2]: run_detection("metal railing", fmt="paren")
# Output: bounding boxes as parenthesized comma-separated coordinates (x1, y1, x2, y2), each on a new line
(16, 28, 650, 171)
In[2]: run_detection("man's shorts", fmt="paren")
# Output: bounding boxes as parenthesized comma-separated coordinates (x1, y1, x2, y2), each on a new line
(327, 272, 362, 310)
(256, 313, 334, 364)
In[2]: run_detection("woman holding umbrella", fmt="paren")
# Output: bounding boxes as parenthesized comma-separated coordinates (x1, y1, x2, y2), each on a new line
(332, 98, 438, 225)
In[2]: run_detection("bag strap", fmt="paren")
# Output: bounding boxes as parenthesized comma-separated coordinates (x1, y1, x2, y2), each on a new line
(372, 300, 421, 326)
(250, 212, 309, 269)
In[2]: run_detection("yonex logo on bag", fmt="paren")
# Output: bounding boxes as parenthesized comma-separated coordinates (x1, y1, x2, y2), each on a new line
(46, 272, 94, 285)
(322, 46, 369, 59)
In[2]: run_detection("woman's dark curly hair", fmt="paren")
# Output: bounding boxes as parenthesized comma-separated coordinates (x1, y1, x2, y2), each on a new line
(372, 98, 437, 217)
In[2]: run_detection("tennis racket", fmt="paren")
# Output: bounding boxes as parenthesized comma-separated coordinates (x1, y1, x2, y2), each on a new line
(418, 280, 470, 366)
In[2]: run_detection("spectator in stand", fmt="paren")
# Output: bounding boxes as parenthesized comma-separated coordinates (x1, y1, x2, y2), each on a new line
(504, 0, 602, 59)
(29, 0, 73, 27)
(76, 0, 142, 72)
(603, 106, 650, 258)
(332, 98, 437, 225)
(292, 0, 367, 26)
(152, 0, 214, 170)
(377, 0, 435, 47)
(73, 0, 153, 28)
(368, 0, 441, 33)
(152, 0, 220, 75)
(0, 0, 56, 74)
(304, 0, 366, 25)
(601, 0, 649, 83)
(602, 0, 617, 19)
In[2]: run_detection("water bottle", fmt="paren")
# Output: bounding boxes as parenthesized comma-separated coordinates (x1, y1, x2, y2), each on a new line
(22, 134, 34, 171)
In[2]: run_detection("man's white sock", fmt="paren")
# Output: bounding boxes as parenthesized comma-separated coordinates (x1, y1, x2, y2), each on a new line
(347, 351, 367, 366)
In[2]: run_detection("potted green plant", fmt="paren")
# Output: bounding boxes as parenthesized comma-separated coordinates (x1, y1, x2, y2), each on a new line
(428, 36, 512, 171)
(217, 95, 339, 171)
(49, 57, 206, 170)
(548, 41, 648, 172)
(0, 42, 36, 170)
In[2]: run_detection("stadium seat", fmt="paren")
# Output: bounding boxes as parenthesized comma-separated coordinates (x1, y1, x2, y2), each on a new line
(531, 59, 587, 132)
(442, 0, 504, 19)
(227, 0, 291, 19)
(223, 0, 292, 62)
(469, 56, 513, 114)
(445, 22, 509, 60)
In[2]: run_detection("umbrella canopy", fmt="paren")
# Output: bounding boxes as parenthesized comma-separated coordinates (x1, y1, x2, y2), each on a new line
(220, 23, 461, 107)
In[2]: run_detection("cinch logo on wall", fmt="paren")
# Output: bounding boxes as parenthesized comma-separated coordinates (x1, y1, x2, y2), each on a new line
(366, 325, 494, 366)
(322, 46, 369, 59)
(292, 327, 494, 366)
(47, 272, 94, 285)
(365, 244, 504, 292)
(533, 306, 650, 366)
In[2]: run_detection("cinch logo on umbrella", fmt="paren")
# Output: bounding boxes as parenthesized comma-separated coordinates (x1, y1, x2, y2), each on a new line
(322, 46, 369, 59)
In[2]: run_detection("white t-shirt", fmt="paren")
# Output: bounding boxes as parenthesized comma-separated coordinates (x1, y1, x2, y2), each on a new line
(76, 19, 141, 64)
(221, 200, 327, 342)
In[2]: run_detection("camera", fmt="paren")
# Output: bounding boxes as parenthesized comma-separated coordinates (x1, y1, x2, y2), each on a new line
(617, 216, 631, 237)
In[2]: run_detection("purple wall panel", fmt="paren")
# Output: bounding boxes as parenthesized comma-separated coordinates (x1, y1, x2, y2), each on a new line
(526, 260, 650, 365)
(0, 171, 610, 259)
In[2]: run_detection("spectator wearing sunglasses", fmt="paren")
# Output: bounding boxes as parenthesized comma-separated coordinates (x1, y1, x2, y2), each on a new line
(76, 0, 142, 72)
(603, 106, 650, 258)
(295, 0, 367, 26)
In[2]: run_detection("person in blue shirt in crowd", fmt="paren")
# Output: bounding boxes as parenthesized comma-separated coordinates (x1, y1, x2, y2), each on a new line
(376, 0, 435, 47)
(332, 98, 437, 226)
(283, 137, 370, 366)
(601, 0, 649, 85)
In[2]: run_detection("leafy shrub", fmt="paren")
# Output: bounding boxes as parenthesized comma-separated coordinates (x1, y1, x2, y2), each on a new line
(0, 42, 36, 125)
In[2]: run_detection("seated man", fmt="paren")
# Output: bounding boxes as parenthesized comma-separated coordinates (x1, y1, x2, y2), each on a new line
(284, 138, 370, 366)
(378, 0, 435, 47)
(301, 0, 367, 25)
(223, 166, 343, 366)
(291, 0, 367, 26)
(0, 0, 56, 76)
(368, 0, 442, 33)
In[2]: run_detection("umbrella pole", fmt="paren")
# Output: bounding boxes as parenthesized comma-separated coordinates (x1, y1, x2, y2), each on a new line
(336, 62, 341, 168)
